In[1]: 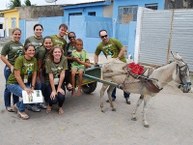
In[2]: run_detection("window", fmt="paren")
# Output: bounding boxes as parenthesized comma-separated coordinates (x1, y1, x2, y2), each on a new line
(118, 6, 138, 23)
(11, 17, 16, 28)
(69, 12, 82, 16)
(145, 3, 158, 10)
(0, 24, 3, 29)
(88, 12, 96, 16)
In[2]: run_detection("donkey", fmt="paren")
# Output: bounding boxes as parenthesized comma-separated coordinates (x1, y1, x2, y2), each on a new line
(99, 52, 191, 127)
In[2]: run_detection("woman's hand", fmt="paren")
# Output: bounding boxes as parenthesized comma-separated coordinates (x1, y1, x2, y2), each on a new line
(50, 91, 57, 100)
(57, 87, 65, 95)
(24, 87, 33, 95)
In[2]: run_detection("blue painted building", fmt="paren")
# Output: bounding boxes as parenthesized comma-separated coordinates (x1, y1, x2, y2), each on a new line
(113, 0, 165, 58)
(19, 0, 165, 56)
(63, 0, 113, 52)
(63, 0, 165, 56)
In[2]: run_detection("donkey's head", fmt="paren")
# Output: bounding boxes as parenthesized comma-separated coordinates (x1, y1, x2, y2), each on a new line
(171, 52, 191, 93)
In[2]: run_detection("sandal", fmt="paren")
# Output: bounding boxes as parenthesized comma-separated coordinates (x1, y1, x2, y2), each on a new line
(71, 88, 75, 96)
(75, 89, 82, 97)
(12, 104, 18, 113)
(18, 111, 29, 120)
(46, 106, 52, 113)
(6, 106, 15, 112)
(67, 83, 73, 91)
(58, 108, 64, 115)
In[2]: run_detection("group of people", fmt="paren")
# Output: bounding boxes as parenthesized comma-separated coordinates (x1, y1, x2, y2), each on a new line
(1, 23, 130, 120)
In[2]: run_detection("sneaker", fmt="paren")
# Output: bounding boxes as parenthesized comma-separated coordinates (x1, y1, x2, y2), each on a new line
(39, 103, 47, 109)
(27, 105, 41, 112)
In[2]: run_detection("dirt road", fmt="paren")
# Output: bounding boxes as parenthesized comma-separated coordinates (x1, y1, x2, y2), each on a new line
(0, 54, 193, 145)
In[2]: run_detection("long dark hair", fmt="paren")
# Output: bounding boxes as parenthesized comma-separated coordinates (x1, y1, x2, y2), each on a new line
(33, 24, 44, 31)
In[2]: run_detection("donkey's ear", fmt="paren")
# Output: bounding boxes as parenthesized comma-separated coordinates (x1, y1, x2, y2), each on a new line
(171, 51, 183, 61)
(171, 51, 174, 58)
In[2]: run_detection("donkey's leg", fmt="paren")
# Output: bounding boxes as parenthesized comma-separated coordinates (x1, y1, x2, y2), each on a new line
(100, 84, 109, 112)
(107, 86, 116, 111)
(131, 95, 144, 121)
(143, 96, 150, 128)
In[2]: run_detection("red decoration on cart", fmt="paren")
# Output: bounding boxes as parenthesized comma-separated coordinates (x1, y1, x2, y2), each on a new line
(128, 62, 144, 75)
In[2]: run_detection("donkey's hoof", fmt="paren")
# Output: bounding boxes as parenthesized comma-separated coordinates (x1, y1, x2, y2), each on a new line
(131, 117, 137, 121)
(144, 124, 149, 128)
(101, 109, 105, 113)
(112, 108, 116, 111)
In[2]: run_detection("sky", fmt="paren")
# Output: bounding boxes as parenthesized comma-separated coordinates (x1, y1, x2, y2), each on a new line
(0, 0, 104, 10)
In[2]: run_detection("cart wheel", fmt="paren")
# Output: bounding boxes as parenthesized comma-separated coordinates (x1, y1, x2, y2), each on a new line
(82, 82, 97, 94)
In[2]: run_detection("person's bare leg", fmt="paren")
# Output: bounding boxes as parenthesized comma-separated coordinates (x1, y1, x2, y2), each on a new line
(71, 69, 77, 96)
(58, 107, 64, 115)
(77, 70, 83, 96)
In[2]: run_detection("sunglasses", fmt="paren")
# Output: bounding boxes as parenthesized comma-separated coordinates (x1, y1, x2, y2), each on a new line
(100, 35, 108, 39)
(68, 36, 76, 39)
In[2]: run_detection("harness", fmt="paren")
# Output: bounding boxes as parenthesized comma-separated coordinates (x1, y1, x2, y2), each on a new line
(126, 70, 163, 93)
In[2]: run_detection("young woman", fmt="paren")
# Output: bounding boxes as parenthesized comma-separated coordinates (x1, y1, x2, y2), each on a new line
(24, 24, 44, 111)
(24, 24, 44, 57)
(37, 36, 53, 104)
(71, 39, 91, 96)
(45, 46, 67, 115)
(51, 23, 68, 52)
(7, 44, 37, 119)
(1, 28, 23, 112)
(51, 24, 72, 92)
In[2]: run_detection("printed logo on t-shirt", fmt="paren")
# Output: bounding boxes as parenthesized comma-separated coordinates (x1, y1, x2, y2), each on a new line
(102, 44, 114, 56)
(54, 39, 64, 46)
(51, 66, 63, 78)
(24, 63, 34, 75)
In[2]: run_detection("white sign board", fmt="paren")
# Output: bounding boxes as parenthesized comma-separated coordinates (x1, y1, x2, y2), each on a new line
(22, 90, 44, 104)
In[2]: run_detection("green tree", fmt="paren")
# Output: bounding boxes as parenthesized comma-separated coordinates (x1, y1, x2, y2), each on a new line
(25, 0, 31, 6)
(9, 0, 21, 9)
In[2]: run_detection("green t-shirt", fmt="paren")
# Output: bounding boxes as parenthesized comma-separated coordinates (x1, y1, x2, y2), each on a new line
(95, 38, 126, 62)
(37, 46, 51, 71)
(45, 56, 68, 81)
(71, 49, 89, 68)
(37, 46, 50, 62)
(1, 41, 23, 65)
(7, 56, 37, 84)
(51, 35, 67, 55)
(24, 36, 43, 58)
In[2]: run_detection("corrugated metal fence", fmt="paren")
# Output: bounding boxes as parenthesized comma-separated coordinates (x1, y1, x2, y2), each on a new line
(136, 8, 193, 71)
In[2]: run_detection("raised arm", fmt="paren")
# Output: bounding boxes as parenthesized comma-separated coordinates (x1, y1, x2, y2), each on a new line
(117, 47, 126, 59)
(94, 54, 99, 65)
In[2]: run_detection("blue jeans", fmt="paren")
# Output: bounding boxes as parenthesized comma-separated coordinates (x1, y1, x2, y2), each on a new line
(112, 88, 130, 99)
(7, 84, 28, 112)
(4, 66, 18, 107)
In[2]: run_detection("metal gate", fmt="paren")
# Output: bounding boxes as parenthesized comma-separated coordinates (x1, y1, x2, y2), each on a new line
(135, 7, 193, 71)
